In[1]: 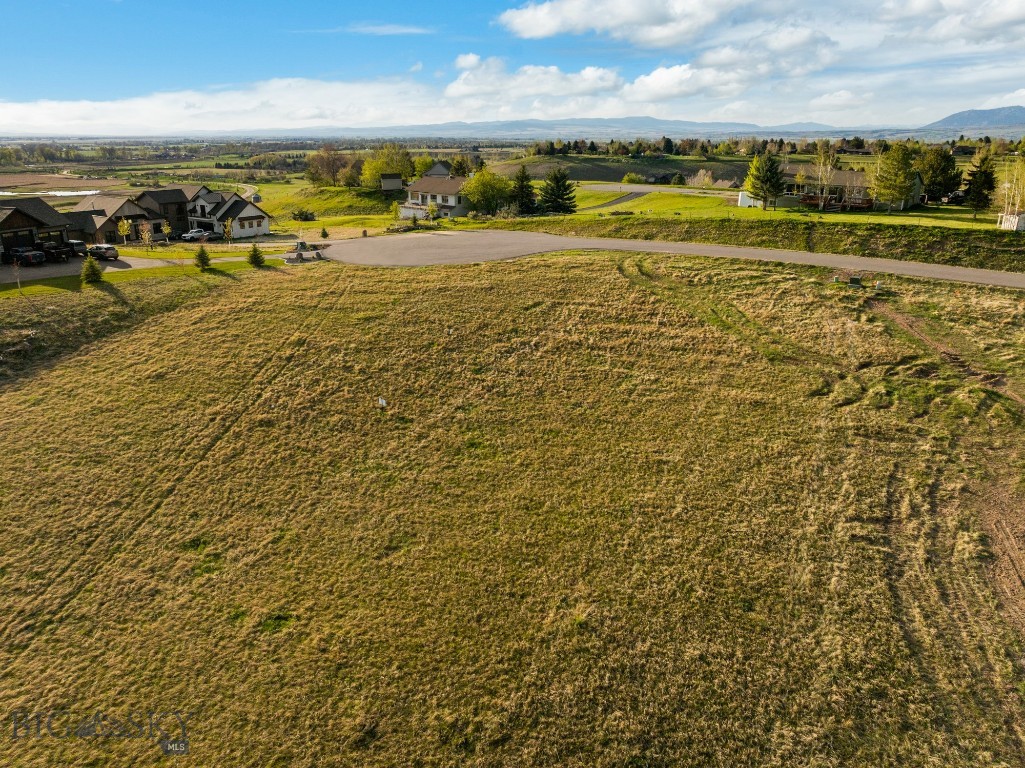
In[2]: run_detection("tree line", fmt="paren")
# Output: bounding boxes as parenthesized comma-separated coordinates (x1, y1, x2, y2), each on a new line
(742, 140, 1011, 217)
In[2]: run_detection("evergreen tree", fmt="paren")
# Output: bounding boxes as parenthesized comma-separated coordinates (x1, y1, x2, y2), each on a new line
(247, 242, 265, 268)
(914, 146, 962, 201)
(194, 245, 211, 270)
(511, 165, 536, 215)
(871, 144, 917, 213)
(964, 150, 997, 218)
(743, 153, 785, 210)
(81, 254, 103, 284)
(538, 167, 577, 214)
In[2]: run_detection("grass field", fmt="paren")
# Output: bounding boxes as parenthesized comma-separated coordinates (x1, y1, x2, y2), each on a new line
(492, 154, 752, 183)
(2, 251, 1025, 765)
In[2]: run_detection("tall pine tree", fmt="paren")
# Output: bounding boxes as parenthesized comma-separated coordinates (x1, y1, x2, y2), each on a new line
(743, 152, 785, 210)
(538, 167, 577, 214)
(964, 150, 996, 219)
(512, 165, 536, 215)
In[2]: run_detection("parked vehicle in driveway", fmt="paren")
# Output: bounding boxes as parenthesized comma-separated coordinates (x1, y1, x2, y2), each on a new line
(181, 229, 210, 241)
(68, 240, 88, 256)
(88, 244, 119, 260)
(34, 241, 70, 263)
(11, 248, 47, 266)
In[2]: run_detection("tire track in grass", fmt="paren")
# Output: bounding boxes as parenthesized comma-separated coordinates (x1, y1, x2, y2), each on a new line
(2, 264, 351, 657)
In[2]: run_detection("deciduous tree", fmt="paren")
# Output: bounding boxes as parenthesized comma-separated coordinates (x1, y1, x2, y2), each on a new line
(460, 168, 512, 216)
(306, 143, 349, 186)
(360, 144, 414, 187)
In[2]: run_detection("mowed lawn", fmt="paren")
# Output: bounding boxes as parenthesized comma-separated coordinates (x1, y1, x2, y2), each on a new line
(1, 253, 1025, 766)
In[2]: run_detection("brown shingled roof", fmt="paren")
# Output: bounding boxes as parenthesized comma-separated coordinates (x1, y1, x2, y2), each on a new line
(407, 176, 468, 195)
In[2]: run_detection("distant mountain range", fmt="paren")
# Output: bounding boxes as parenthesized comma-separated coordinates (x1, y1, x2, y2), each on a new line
(216, 108, 1025, 141)
(921, 106, 1025, 132)
(1, 108, 1022, 141)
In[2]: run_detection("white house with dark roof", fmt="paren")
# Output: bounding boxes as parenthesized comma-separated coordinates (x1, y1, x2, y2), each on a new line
(400, 175, 469, 219)
(188, 190, 271, 238)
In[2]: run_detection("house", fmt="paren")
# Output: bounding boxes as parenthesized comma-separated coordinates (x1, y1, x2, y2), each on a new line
(422, 161, 453, 178)
(187, 190, 271, 238)
(135, 185, 210, 236)
(712, 179, 740, 189)
(380, 173, 404, 191)
(737, 164, 922, 211)
(400, 175, 470, 219)
(0, 197, 71, 255)
(72, 195, 152, 243)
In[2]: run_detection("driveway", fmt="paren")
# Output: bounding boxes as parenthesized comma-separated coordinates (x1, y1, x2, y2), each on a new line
(322, 230, 1025, 290)
(579, 183, 735, 198)
(0, 254, 247, 285)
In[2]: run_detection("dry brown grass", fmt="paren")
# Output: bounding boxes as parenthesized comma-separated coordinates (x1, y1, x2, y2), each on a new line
(1, 252, 1024, 766)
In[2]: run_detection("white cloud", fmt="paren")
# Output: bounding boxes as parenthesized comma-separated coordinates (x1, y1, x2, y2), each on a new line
(445, 55, 622, 99)
(810, 89, 871, 109)
(499, 0, 755, 47)
(409, 62, 424, 73)
(346, 23, 432, 35)
(982, 90, 1025, 109)
(454, 53, 482, 70)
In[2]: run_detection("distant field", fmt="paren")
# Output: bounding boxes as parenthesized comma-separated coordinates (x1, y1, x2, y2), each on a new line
(492, 154, 751, 183)
(578, 190, 1000, 229)
(1, 253, 1024, 765)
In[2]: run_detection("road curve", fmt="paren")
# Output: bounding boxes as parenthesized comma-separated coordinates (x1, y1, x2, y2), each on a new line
(322, 230, 1025, 290)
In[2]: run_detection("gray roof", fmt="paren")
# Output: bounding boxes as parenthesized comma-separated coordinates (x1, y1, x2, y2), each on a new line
(138, 188, 190, 205)
(64, 210, 102, 234)
(0, 197, 70, 228)
(73, 195, 149, 218)
(781, 164, 870, 188)
(216, 199, 249, 223)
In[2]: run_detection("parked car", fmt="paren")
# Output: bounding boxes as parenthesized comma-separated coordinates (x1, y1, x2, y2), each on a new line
(13, 248, 47, 267)
(34, 241, 70, 263)
(68, 240, 89, 256)
(942, 190, 965, 205)
(181, 229, 209, 241)
(88, 244, 119, 260)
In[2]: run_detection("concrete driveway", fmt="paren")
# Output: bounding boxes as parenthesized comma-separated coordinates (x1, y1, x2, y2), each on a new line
(322, 229, 1025, 290)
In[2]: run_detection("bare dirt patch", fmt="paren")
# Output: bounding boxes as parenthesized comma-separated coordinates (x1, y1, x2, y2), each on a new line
(0, 172, 127, 193)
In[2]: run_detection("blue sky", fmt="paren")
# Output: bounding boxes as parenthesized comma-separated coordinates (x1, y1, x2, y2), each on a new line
(1, 0, 1024, 134)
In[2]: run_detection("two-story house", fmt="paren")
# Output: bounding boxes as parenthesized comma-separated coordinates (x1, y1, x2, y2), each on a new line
(400, 175, 470, 219)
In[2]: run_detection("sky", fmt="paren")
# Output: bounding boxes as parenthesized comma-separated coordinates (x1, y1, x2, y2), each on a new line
(0, 0, 1024, 135)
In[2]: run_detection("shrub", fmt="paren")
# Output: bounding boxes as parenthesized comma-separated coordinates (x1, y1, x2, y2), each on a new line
(291, 208, 316, 222)
(321, 227, 329, 239)
(247, 243, 265, 268)
(194, 245, 211, 270)
(622, 172, 646, 184)
(80, 255, 103, 284)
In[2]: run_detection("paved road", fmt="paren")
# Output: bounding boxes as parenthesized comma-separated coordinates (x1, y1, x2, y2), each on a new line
(323, 230, 1025, 290)
(579, 183, 736, 198)
(579, 191, 648, 211)
(0, 254, 248, 284)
